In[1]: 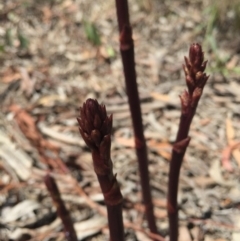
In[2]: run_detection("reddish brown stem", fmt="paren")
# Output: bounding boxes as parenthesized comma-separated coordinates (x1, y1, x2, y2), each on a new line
(167, 43, 209, 241)
(44, 174, 78, 241)
(114, 0, 158, 236)
(77, 99, 124, 241)
(94, 150, 124, 241)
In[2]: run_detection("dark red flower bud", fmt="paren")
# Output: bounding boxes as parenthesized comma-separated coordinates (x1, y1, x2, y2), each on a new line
(183, 43, 209, 95)
(78, 99, 112, 150)
(189, 43, 203, 68)
(94, 114, 102, 129)
(91, 130, 102, 147)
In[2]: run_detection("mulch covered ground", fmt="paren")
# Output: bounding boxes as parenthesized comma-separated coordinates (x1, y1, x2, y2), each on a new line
(0, 0, 240, 240)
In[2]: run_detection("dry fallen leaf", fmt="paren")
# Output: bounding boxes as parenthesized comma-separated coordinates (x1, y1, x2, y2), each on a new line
(226, 118, 235, 141)
(148, 139, 172, 160)
(19, 67, 35, 98)
(179, 226, 191, 241)
(224, 117, 240, 168)
(0, 130, 32, 180)
(2, 200, 41, 223)
(115, 136, 135, 148)
(0, 67, 21, 83)
(74, 216, 107, 240)
(209, 159, 234, 186)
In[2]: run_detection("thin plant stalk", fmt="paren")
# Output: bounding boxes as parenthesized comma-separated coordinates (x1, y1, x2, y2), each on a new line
(44, 174, 78, 241)
(114, 0, 158, 236)
(77, 99, 124, 241)
(167, 43, 209, 241)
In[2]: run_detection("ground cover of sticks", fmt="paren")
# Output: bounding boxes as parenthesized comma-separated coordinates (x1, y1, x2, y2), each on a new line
(0, 1, 240, 240)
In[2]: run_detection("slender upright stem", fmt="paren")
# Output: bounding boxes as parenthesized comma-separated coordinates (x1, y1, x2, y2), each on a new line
(44, 174, 78, 241)
(114, 0, 158, 236)
(77, 99, 124, 241)
(167, 43, 209, 241)
(107, 204, 124, 241)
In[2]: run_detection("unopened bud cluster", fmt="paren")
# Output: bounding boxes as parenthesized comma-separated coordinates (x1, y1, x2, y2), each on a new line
(181, 43, 209, 113)
(77, 99, 112, 150)
(77, 98, 113, 175)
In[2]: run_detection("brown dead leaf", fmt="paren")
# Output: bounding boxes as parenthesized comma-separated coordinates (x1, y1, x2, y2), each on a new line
(200, 118, 211, 126)
(153, 198, 167, 208)
(179, 226, 191, 241)
(209, 159, 234, 186)
(37, 94, 66, 107)
(154, 208, 167, 219)
(9, 104, 68, 173)
(150, 92, 170, 102)
(65, 51, 96, 62)
(135, 231, 152, 241)
(226, 118, 235, 142)
(9, 104, 41, 145)
(222, 144, 234, 172)
(190, 226, 201, 241)
(226, 55, 239, 70)
(134, 203, 166, 219)
(232, 148, 240, 167)
(1, 67, 21, 83)
(41, 6, 53, 23)
(193, 176, 215, 187)
(19, 67, 35, 97)
(222, 118, 240, 171)
(223, 118, 240, 170)
(141, 0, 152, 12)
(115, 137, 135, 148)
(148, 139, 172, 160)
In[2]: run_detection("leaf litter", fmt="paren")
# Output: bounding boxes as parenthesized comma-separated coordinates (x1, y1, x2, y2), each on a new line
(0, 0, 240, 240)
